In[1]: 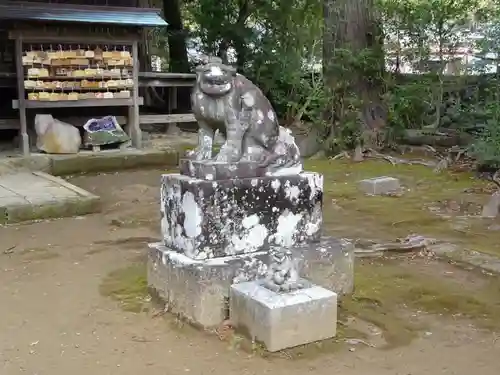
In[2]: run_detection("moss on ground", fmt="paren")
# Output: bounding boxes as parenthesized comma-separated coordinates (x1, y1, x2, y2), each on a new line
(99, 263, 149, 313)
(101, 257, 500, 355)
(343, 258, 500, 346)
(305, 159, 500, 257)
(99, 156, 500, 355)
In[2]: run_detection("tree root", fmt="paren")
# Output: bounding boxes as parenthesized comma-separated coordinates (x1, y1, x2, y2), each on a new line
(423, 145, 472, 173)
(331, 147, 405, 166)
(353, 235, 437, 258)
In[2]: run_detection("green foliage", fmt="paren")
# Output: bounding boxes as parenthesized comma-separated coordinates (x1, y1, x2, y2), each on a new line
(180, 0, 327, 131)
(157, 0, 500, 156)
(471, 120, 500, 167)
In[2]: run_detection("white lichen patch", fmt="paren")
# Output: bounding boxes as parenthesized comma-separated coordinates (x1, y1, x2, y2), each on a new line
(305, 202, 322, 236)
(267, 110, 275, 121)
(242, 214, 259, 229)
(227, 214, 269, 255)
(305, 221, 321, 236)
(172, 223, 196, 258)
(270, 209, 302, 247)
(209, 65, 223, 77)
(161, 215, 171, 243)
(271, 179, 281, 192)
(304, 172, 323, 200)
(285, 185, 300, 201)
(242, 92, 255, 107)
(182, 191, 203, 238)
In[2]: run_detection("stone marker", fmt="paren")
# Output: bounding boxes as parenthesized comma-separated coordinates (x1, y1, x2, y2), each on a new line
(230, 248, 337, 351)
(358, 176, 401, 195)
(147, 56, 352, 328)
(482, 191, 500, 218)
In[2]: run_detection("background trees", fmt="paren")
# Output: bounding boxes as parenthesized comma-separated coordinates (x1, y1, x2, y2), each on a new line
(154, 0, 500, 165)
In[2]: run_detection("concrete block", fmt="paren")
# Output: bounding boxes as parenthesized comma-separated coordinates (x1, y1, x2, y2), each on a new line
(230, 280, 337, 352)
(358, 176, 400, 195)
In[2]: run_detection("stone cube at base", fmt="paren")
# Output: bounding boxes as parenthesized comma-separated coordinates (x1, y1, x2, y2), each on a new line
(358, 176, 400, 195)
(230, 280, 337, 352)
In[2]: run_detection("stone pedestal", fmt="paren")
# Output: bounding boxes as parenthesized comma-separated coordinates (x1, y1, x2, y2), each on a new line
(230, 280, 337, 352)
(147, 237, 353, 328)
(148, 159, 353, 329)
(160, 172, 323, 259)
(148, 242, 268, 327)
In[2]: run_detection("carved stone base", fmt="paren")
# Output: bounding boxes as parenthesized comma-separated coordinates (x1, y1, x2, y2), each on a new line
(147, 237, 353, 328)
(230, 279, 337, 352)
(160, 172, 323, 259)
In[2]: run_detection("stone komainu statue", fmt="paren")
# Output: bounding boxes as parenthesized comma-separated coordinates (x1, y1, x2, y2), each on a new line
(189, 57, 302, 174)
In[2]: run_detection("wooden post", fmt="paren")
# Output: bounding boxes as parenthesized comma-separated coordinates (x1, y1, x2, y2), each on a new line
(129, 40, 142, 148)
(168, 86, 178, 113)
(14, 36, 29, 156)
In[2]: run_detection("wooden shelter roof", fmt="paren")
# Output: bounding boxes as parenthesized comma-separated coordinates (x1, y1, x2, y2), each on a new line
(0, 1, 168, 27)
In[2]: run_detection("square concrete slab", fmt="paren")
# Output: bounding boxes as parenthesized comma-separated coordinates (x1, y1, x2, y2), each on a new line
(0, 171, 100, 224)
(230, 280, 337, 352)
(358, 176, 400, 195)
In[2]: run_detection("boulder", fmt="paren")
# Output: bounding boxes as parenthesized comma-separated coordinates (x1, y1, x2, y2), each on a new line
(34, 114, 81, 154)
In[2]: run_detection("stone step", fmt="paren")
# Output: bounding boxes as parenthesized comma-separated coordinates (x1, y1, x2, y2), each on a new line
(0, 171, 100, 224)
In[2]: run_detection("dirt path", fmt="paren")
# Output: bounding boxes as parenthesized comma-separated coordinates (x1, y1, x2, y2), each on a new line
(1, 170, 499, 375)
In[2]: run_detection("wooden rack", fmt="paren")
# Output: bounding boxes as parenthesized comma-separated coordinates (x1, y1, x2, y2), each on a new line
(11, 32, 143, 156)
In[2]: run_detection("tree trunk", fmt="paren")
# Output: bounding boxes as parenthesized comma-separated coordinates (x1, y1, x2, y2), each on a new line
(323, 0, 386, 149)
(162, 0, 190, 73)
(233, 0, 251, 72)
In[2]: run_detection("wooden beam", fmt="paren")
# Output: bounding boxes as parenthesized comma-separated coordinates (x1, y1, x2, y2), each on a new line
(0, 113, 196, 130)
(0, 116, 128, 130)
(139, 80, 195, 87)
(140, 113, 195, 124)
(0, 119, 19, 130)
(139, 72, 196, 79)
(12, 97, 144, 109)
(9, 30, 140, 44)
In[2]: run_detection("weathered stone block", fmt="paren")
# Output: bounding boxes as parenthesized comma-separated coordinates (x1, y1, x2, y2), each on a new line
(148, 242, 268, 327)
(160, 172, 323, 259)
(230, 280, 337, 352)
(148, 237, 353, 328)
(358, 176, 400, 195)
(293, 237, 354, 296)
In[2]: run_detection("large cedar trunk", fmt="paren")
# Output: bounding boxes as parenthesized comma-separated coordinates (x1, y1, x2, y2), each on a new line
(323, 0, 386, 149)
(162, 0, 190, 73)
